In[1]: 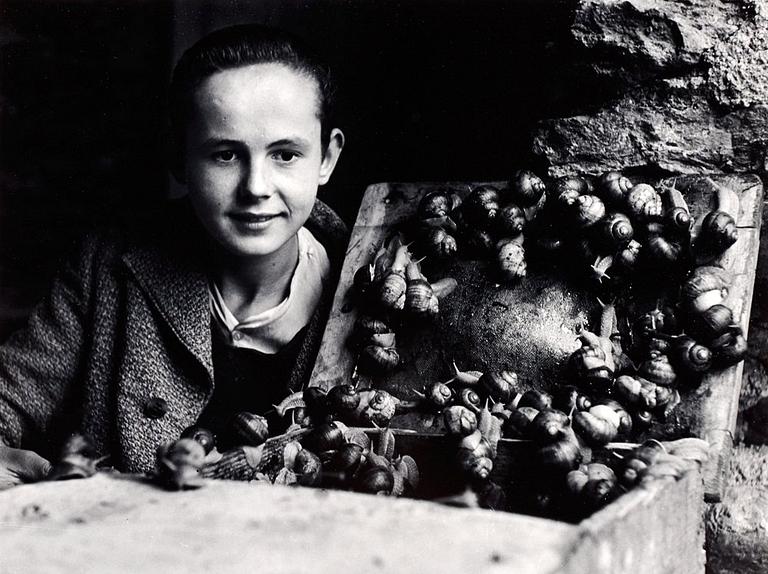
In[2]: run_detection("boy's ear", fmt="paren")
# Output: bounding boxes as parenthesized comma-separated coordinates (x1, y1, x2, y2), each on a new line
(318, 128, 345, 186)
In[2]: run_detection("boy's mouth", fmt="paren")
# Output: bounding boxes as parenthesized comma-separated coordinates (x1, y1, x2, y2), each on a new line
(229, 211, 281, 224)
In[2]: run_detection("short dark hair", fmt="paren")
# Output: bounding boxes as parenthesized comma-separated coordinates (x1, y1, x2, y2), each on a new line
(168, 23, 336, 171)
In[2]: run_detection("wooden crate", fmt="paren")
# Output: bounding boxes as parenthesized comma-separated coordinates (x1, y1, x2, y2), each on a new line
(0, 467, 704, 574)
(309, 175, 764, 503)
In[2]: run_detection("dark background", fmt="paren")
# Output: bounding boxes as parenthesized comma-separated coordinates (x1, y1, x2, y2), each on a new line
(0, 0, 602, 338)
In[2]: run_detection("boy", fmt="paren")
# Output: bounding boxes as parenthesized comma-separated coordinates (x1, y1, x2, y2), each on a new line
(0, 23, 346, 488)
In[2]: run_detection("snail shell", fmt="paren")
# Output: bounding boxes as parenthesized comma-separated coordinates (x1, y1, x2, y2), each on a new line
(552, 385, 592, 413)
(457, 449, 494, 481)
(638, 352, 677, 387)
(302, 387, 329, 419)
(616, 239, 642, 270)
(594, 399, 632, 435)
(681, 265, 730, 314)
(355, 466, 395, 495)
(479, 370, 518, 403)
(424, 227, 459, 259)
(509, 169, 546, 207)
(461, 228, 495, 256)
(405, 272, 434, 316)
(377, 271, 407, 311)
(566, 469, 589, 495)
(614, 375, 657, 410)
(418, 189, 460, 219)
(232, 412, 269, 446)
(687, 303, 734, 343)
(710, 325, 748, 368)
(633, 409, 654, 430)
(326, 384, 361, 415)
(697, 210, 739, 253)
(180, 426, 216, 455)
(537, 439, 582, 473)
(626, 183, 662, 221)
(463, 185, 501, 227)
(496, 238, 527, 281)
(496, 203, 527, 237)
(361, 344, 400, 373)
(360, 390, 399, 426)
(443, 405, 478, 435)
(599, 212, 634, 247)
(553, 176, 592, 205)
(459, 388, 483, 414)
(515, 389, 553, 411)
(154, 438, 206, 490)
(327, 443, 364, 476)
(572, 411, 617, 446)
(663, 207, 692, 237)
(503, 406, 539, 438)
(573, 194, 606, 228)
(303, 422, 345, 453)
(671, 336, 713, 373)
(598, 171, 633, 204)
(424, 381, 453, 408)
(527, 409, 572, 444)
(294, 449, 323, 487)
(567, 345, 614, 392)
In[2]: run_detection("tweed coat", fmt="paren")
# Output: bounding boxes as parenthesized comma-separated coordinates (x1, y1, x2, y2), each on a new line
(0, 199, 349, 473)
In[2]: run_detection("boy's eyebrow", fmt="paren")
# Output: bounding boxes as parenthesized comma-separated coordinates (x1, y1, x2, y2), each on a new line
(199, 138, 242, 148)
(268, 137, 312, 149)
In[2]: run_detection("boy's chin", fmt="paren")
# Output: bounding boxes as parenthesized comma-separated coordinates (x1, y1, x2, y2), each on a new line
(217, 235, 297, 261)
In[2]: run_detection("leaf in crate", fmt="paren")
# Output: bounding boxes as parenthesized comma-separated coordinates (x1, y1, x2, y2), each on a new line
(199, 445, 263, 481)
(273, 467, 298, 486)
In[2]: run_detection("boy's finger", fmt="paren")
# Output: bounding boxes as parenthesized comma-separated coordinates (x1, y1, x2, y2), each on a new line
(12, 450, 52, 481)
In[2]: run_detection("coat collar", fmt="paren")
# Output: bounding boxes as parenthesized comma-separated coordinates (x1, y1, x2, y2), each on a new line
(120, 210, 214, 382)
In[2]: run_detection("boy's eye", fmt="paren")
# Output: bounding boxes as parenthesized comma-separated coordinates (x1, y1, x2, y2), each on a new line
(272, 150, 300, 163)
(212, 150, 238, 163)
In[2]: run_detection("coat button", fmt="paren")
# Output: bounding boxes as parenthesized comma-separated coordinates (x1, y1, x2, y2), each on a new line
(143, 397, 168, 419)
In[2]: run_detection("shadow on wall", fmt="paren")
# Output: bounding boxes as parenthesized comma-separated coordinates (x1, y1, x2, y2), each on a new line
(0, 0, 612, 339)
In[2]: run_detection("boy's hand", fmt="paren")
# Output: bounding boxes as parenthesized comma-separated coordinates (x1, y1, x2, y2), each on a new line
(0, 446, 51, 490)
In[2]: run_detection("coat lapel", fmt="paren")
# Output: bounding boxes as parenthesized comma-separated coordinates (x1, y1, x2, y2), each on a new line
(121, 244, 213, 382)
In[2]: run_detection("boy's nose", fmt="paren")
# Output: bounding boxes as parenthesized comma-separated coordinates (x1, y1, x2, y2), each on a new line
(237, 160, 273, 201)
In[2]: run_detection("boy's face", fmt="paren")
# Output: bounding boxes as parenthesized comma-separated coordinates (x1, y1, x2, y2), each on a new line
(183, 63, 342, 262)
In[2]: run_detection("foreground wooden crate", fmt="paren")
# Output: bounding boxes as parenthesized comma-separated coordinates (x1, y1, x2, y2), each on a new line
(309, 175, 764, 503)
(0, 469, 704, 574)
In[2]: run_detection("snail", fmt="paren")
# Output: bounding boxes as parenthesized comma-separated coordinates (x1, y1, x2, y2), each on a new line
(598, 212, 634, 248)
(360, 336, 400, 373)
(462, 185, 501, 228)
(659, 184, 692, 238)
(638, 351, 677, 387)
(294, 449, 323, 487)
(496, 235, 527, 281)
(478, 370, 518, 403)
(686, 303, 734, 343)
(536, 438, 583, 473)
(496, 203, 527, 237)
(461, 227, 496, 256)
(671, 336, 712, 374)
(232, 412, 269, 446)
(404, 260, 434, 317)
(358, 389, 407, 426)
(459, 388, 483, 414)
(352, 263, 376, 304)
(180, 426, 216, 455)
(418, 381, 454, 409)
(572, 408, 619, 446)
(443, 405, 479, 435)
(566, 342, 614, 394)
(302, 386, 330, 420)
(626, 183, 662, 221)
(552, 175, 592, 208)
(594, 399, 632, 435)
(377, 244, 410, 311)
(353, 315, 392, 340)
(514, 389, 553, 411)
(614, 375, 658, 410)
(710, 325, 748, 368)
(457, 449, 494, 481)
(645, 222, 685, 265)
(423, 227, 459, 260)
(620, 439, 666, 488)
(573, 194, 606, 229)
(502, 406, 539, 438)
(616, 239, 642, 270)
(680, 265, 730, 314)
(598, 171, 633, 205)
(47, 434, 105, 481)
(418, 188, 461, 219)
(447, 361, 483, 386)
(633, 409, 654, 430)
(326, 384, 362, 417)
(633, 306, 678, 339)
(154, 438, 206, 490)
(695, 211, 739, 254)
(527, 409, 572, 444)
(566, 463, 618, 511)
(552, 385, 591, 413)
(303, 422, 345, 454)
(508, 169, 546, 209)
